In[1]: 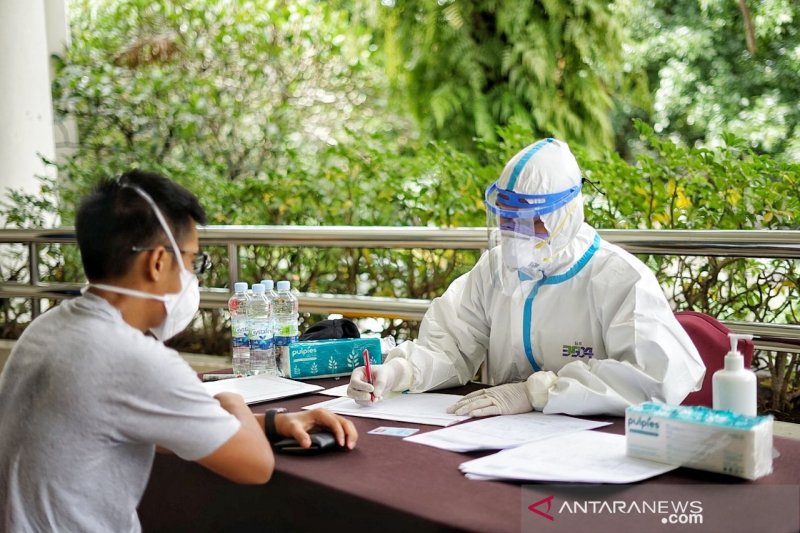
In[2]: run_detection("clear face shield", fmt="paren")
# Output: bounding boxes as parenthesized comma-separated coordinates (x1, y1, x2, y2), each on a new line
(485, 181, 582, 295)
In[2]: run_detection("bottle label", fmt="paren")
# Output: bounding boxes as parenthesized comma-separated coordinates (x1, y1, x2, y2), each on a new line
(275, 335, 298, 347)
(275, 324, 299, 337)
(232, 336, 250, 349)
(232, 317, 248, 338)
(249, 321, 274, 350)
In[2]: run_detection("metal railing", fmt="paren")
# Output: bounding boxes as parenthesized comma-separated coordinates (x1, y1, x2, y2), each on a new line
(2, 226, 800, 352)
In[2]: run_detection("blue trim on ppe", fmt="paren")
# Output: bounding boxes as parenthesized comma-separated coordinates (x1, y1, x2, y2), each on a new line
(484, 183, 581, 218)
(521, 233, 601, 373)
(506, 138, 555, 191)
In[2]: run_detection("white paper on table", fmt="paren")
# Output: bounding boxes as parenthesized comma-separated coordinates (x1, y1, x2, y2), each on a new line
(459, 431, 678, 484)
(319, 384, 350, 397)
(404, 412, 612, 452)
(202, 374, 322, 405)
(302, 393, 470, 427)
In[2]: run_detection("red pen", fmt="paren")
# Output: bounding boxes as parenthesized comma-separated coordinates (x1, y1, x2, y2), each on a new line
(362, 348, 375, 402)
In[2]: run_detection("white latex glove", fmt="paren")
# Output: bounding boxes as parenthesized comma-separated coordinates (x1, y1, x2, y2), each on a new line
(446, 382, 533, 417)
(347, 358, 412, 406)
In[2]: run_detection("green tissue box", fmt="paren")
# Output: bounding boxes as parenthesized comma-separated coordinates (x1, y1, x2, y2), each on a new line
(280, 338, 382, 379)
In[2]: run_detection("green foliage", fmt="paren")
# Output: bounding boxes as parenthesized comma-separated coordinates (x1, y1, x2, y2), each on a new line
(355, 0, 625, 153)
(618, 0, 800, 160)
(53, 0, 402, 213)
(579, 123, 800, 415)
(581, 122, 799, 327)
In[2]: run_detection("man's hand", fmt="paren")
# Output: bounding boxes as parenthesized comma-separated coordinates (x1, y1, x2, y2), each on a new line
(274, 409, 358, 450)
(446, 382, 533, 417)
(214, 391, 250, 413)
(347, 358, 411, 406)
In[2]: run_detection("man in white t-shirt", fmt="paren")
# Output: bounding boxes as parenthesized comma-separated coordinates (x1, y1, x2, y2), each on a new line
(0, 171, 358, 532)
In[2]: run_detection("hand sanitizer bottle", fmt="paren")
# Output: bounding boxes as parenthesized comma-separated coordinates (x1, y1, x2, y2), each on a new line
(712, 333, 756, 415)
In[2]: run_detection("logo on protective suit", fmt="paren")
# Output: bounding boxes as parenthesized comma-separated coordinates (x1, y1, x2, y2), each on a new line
(561, 341, 593, 359)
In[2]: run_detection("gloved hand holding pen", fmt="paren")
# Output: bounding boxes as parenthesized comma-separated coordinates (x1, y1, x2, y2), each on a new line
(347, 358, 413, 406)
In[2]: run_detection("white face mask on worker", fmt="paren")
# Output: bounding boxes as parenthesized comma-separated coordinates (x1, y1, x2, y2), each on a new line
(87, 186, 200, 341)
(500, 231, 552, 272)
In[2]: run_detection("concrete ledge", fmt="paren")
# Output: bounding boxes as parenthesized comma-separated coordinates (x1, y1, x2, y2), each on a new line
(0, 339, 13, 372)
(774, 421, 800, 441)
(179, 352, 231, 374)
(0, 338, 229, 375)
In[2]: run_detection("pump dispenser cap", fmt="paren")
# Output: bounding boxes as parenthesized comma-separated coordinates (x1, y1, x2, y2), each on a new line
(725, 333, 754, 371)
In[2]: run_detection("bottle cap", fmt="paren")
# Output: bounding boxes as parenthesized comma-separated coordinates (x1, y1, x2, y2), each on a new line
(252, 283, 265, 294)
(728, 332, 754, 354)
(277, 280, 290, 291)
(724, 332, 754, 371)
(234, 282, 248, 293)
(261, 279, 275, 290)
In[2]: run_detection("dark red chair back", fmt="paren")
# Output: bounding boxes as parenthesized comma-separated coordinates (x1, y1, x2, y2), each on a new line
(674, 310, 754, 407)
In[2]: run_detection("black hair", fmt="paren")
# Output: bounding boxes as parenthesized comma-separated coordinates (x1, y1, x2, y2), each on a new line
(75, 170, 207, 281)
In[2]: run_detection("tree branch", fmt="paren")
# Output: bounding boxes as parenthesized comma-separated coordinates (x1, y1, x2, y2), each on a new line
(737, 0, 757, 55)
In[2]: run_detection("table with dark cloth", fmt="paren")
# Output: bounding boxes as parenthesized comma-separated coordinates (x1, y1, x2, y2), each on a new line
(138, 378, 800, 533)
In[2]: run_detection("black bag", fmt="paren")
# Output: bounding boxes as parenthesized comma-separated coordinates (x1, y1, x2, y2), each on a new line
(299, 318, 360, 341)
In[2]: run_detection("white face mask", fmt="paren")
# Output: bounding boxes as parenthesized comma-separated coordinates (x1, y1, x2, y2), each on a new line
(500, 231, 552, 272)
(88, 186, 200, 341)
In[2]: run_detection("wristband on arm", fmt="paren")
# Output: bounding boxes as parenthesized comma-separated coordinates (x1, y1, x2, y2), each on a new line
(264, 408, 287, 443)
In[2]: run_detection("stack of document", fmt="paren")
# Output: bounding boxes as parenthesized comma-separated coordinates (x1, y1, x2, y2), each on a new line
(404, 412, 611, 452)
(459, 431, 678, 484)
(202, 374, 322, 405)
(302, 394, 470, 427)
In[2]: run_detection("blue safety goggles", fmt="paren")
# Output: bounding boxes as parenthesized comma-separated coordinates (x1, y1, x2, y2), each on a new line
(484, 182, 582, 219)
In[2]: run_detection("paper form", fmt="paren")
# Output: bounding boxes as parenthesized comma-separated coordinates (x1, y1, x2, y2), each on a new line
(459, 431, 678, 483)
(202, 374, 322, 405)
(302, 393, 471, 427)
(405, 412, 611, 452)
(319, 384, 350, 397)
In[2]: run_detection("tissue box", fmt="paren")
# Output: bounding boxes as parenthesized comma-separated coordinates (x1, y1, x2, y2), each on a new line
(279, 338, 382, 379)
(625, 402, 773, 480)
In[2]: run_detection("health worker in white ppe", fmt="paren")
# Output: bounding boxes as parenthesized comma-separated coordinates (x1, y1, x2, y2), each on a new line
(347, 138, 705, 416)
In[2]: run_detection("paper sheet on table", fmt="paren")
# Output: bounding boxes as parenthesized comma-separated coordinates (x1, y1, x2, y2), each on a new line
(319, 384, 350, 397)
(459, 431, 678, 483)
(302, 394, 470, 427)
(404, 412, 611, 452)
(202, 374, 322, 405)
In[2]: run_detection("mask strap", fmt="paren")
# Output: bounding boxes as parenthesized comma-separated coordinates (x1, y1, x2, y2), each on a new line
(581, 176, 605, 196)
(121, 184, 187, 273)
(86, 283, 168, 303)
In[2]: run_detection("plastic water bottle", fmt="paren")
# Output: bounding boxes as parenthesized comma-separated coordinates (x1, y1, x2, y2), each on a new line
(247, 284, 277, 375)
(273, 280, 299, 375)
(260, 279, 278, 306)
(228, 282, 250, 376)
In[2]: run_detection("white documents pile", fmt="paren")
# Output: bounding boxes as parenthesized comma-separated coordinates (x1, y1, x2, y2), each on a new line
(202, 374, 322, 404)
(302, 393, 470, 427)
(459, 431, 678, 484)
(404, 412, 611, 452)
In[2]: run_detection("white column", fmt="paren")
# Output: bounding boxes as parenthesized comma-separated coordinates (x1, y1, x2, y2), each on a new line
(0, 0, 57, 210)
(45, 0, 78, 165)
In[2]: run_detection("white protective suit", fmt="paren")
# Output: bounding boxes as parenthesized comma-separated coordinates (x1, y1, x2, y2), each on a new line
(385, 140, 705, 416)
